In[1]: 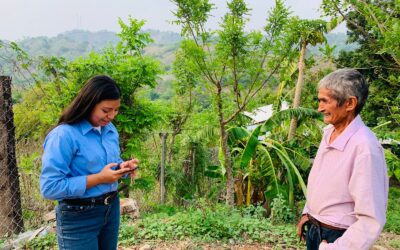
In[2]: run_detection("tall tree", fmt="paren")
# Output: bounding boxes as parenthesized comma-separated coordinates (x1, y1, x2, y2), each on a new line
(171, 0, 296, 205)
(321, 0, 400, 135)
(287, 19, 328, 140)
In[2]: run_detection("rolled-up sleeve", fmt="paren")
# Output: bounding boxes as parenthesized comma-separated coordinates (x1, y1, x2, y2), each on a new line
(320, 150, 388, 250)
(40, 128, 87, 200)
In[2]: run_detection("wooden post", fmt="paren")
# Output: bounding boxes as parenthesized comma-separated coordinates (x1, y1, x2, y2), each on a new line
(0, 76, 24, 236)
(159, 132, 168, 204)
(191, 145, 195, 183)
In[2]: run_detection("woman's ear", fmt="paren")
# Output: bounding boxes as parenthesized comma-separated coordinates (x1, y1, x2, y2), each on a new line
(346, 96, 358, 112)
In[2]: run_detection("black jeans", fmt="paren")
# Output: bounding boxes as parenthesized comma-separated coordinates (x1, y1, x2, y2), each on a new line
(306, 223, 345, 250)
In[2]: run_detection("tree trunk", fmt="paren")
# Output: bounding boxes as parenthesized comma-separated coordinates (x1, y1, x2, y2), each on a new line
(216, 85, 234, 205)
(0, 76, 24, 236)
(167, 133, 176, 164)
(288, 41, 307, 140)
(234, 171, 244, 205)
(220, 122, 234, 205)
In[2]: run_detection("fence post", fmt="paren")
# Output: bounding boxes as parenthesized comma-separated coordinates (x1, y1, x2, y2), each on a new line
(159, 132, 168, 204)
(0, 76, 24, 236)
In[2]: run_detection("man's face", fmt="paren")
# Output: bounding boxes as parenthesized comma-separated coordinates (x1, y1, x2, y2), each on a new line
(89, 99, 121, 127)
(317, 88, 349, 126)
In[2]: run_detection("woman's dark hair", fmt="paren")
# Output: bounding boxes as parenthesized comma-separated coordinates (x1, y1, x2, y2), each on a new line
(58, 75, 121, 125)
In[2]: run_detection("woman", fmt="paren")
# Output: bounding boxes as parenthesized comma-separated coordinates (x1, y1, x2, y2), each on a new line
(40, 75, 138, 250)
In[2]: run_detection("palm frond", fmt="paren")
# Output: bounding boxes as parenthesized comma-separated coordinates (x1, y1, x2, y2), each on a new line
(227, 126, 250, 146)
(284, 146, 311, 171)
(257, 145, 281, 198)
(261, 107, 321, 134)
(239, 125, 262, 169)
(270, 142, 307, 197)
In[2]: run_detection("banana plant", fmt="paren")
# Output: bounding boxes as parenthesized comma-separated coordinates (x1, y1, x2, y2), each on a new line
(229, 107, 321, 207)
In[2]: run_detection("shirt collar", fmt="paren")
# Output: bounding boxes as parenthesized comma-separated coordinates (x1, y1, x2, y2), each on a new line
(79, 119, 114, 135)
(324, 115, 364, 151)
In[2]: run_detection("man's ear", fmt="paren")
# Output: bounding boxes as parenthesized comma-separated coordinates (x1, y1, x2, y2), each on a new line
(346, 96, 358, 112)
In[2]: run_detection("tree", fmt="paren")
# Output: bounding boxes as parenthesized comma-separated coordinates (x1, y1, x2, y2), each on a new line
(287, 19, 328, 140)
(171, 0, 296, 205)
(321, 0, 400, 135)
(286, 16, 343, 140)
(13, 17, 162, 153)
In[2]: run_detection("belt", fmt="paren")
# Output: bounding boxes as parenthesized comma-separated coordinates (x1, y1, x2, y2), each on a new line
(61, 183, 129, 206)
(61, 191, 118, 206)
(307, 214, 346, 232)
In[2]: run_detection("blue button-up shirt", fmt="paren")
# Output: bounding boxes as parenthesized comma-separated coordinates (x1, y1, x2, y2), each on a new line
(40, 119, 122, 200)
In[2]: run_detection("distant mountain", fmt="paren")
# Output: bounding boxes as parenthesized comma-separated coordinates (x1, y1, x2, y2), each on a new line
(10, 29, 181, 61)
(4, 29, 355, 64)
(1, 30, 356, 91)
(146, 30, 181, 45)
(0, 29, 181, 90)
(309, 32, 358, 56)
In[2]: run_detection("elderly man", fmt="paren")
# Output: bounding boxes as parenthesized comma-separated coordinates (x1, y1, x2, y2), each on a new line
(297, 69, 388, 249)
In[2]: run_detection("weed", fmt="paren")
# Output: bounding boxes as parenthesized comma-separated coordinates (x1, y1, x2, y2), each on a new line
(24, 232, 57, 249)
(385, 187, 400, 233)
(118, 200, 303, 248)
(389, 239, 400, 249)
(270, 194, 296, 224)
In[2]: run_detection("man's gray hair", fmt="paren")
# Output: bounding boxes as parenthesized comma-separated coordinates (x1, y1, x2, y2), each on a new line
(318, 68, 368, 115)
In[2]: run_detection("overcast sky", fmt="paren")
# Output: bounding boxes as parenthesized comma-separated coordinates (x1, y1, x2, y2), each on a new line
(0, 0, 343, 41)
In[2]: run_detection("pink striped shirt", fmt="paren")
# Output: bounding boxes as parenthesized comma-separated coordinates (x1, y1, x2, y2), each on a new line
(303, 115, 388, 249)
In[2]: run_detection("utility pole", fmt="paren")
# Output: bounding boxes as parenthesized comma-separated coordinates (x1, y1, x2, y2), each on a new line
(159, 132, 168, 204)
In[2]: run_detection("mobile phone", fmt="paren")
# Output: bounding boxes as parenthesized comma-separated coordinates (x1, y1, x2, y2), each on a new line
(116, 163, 139, 174)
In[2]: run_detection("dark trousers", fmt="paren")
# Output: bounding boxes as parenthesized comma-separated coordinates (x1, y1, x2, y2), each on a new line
(56, 196, 120, 250)
(306, 223, 345, 250)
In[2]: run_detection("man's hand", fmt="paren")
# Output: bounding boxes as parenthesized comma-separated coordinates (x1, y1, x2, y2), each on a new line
(319, 240, 328, 249)
(297, 214, 309, 241)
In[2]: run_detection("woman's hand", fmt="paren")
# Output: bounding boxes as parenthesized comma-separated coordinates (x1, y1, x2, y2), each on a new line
(118, 158, 140, 179)
(87, 162, 132, 188)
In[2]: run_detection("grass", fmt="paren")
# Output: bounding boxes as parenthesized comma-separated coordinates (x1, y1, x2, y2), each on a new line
(384, 187, 400, 233)
(118, 202, 302, 248)
(389, 239, 400, 249)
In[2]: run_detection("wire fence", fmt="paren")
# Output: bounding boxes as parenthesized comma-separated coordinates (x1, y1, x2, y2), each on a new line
(0, 75, 51, 240)
(0, 43, 53, 240)
(0, 76, 23, 237)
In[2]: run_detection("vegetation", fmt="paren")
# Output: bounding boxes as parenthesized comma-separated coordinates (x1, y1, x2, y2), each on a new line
(385, 187, 400, 234)
(322, 0, 400, 139)
(19, 187, 400, 249)
(0, 0, 399, 248)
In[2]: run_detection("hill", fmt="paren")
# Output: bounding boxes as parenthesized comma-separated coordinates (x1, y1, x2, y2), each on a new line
(0, 29, 355, 93)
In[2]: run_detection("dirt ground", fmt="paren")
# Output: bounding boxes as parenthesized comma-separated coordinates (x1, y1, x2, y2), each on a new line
(118, 232, 400, 250)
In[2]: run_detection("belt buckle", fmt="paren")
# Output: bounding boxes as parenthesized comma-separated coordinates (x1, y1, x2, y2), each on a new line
(104, 195, 112, 205)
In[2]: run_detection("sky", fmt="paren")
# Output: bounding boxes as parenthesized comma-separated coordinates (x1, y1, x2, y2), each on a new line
(0, 0, 344, 41)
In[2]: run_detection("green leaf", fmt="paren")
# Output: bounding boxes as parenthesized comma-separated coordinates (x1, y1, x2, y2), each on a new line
(239, 125, 261, 169)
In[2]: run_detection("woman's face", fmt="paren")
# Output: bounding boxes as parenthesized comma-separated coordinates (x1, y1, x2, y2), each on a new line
(89, 99, 121, 127)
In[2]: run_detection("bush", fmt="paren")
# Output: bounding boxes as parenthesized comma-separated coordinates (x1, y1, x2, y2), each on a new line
(119, 199, 302, 248)
(270, 194, 296, 224)
(24, 233, 57, 250)
(385, 187, 400, 233)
